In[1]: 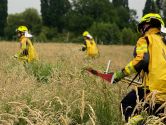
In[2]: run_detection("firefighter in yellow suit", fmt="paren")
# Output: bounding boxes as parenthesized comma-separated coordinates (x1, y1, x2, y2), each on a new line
(112, 13, 166, 124)
(82, 31, 99, 57)
(14, 26, 38, 63)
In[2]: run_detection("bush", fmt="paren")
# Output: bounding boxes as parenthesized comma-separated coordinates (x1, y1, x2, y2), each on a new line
(66, 12, 94, 34)
(121, 28, 138, 45)
(36, 32, 48, 42)
(89, 22, 121, 44)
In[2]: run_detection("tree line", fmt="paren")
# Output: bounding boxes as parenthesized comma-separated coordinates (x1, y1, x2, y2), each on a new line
(0, 0, 166, 44)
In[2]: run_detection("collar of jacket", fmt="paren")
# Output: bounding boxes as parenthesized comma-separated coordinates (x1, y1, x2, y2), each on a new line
(145, 28, 160, 35)
(19, 35, 26, 41)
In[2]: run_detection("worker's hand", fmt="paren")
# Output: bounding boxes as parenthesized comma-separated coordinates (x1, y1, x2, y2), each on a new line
(113, 70, 126, 83)
(13, 54, 18, 58)
(82, 47, 86, 51)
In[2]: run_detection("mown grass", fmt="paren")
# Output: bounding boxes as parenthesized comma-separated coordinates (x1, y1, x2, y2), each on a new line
(0, 41, 134, 125)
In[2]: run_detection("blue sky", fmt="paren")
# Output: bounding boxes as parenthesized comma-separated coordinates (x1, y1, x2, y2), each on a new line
(8, 0, 146, 19)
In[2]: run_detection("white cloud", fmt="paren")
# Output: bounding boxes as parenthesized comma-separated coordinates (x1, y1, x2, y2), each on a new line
(128, 0, 146, 19)
(8, 0, 40, 14)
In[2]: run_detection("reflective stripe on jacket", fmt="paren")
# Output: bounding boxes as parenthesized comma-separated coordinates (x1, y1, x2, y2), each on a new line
(124, 35, 149, 75)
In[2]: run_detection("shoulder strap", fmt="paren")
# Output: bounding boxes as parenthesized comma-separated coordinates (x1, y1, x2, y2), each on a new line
(145, 36, 149, 46)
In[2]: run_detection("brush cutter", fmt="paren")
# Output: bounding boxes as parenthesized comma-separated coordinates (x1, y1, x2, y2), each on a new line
(85, 60, 114, 84)
(86, 67, 114, 84)
(85, 60, 142, 86)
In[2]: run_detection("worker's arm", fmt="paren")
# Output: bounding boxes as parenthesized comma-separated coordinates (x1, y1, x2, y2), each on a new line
(114, 37, 149, 82)
(124, 37, 149, 75)
(82, 40, 87, 51)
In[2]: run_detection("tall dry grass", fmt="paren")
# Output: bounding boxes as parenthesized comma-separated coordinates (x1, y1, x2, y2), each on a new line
(0, 41, 135, 125)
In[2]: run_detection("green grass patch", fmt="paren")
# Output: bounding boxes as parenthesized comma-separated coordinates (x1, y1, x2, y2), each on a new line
(25, 61, 53, 83)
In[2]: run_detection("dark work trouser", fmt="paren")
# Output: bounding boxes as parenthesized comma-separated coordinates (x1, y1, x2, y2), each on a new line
(121, 87, 164, 122)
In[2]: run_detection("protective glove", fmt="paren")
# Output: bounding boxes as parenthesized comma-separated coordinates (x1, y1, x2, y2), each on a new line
(113, 70, 126, 83)
(82, 46, 86, 51)
(126, 115, 144, 125)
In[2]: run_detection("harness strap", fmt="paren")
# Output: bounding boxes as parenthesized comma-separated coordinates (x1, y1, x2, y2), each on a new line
(127, 72, 140, 88)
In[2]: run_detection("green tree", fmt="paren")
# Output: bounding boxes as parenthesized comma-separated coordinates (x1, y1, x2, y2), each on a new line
(66, 12, 93, 34)
(156, 0, 163, 10)
(66, 0, 114, 34)
(161, 0, 166, 21)
(0, 0, 7, 38)
(111, 0, 130, 29)
(143, 0, 159, 16)
(115, 6, 130, 29)
(72, 0, 112, 22)
(112, 0, 128, 8)
(22, 8, 42, 35)
(41, 0, 71, 32)
(121, 28, 138, 45)
(89, 22, 121, 44)
(39, 0, 137, 43)
(128, 9, 138, 31)
(5, 8, 42, 40)
(4, 14, 22, 40)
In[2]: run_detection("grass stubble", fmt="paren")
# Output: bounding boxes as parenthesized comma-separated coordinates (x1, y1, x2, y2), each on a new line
(0, 42, 165, 125)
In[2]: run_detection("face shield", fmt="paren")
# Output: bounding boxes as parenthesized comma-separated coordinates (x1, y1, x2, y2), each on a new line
(161, 25, 166, 33)
(24, 31, 33, 38)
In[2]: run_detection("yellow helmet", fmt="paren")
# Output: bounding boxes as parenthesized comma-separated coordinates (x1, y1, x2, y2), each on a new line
(138, 13, 165, 32)
(16, 26, 28, 32)
(82, 31, 90, 37)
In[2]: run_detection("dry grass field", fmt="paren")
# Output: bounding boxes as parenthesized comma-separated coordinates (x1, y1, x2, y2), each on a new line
(0, 41, 140, 125)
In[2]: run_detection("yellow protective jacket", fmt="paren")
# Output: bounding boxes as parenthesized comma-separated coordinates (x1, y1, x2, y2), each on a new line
(15, 36, 38, 62)
(124, 28, 166, 102)
(83, 38, 99, 57)
(145, 29, 166, 102)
